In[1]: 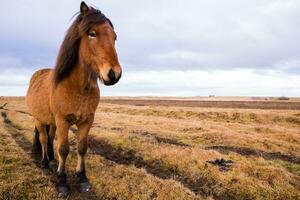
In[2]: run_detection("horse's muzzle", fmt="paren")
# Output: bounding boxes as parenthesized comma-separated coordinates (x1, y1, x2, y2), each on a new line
(103, 69, 121, 86)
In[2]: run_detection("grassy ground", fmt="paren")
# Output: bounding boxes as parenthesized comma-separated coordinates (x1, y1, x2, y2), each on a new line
(0, 97, 299, 200)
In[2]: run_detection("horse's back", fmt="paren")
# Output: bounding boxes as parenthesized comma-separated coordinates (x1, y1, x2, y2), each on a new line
(26, 68, 55, 125)
(28, 68, 51, 86)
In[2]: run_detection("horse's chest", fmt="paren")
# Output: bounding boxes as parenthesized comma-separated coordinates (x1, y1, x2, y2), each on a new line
(74, 99, 96, 112)
(60, 94, 99, 124)
(62, 97, 99, 125)
(51, 85, 100, 124)
(66, 113, 86, 125)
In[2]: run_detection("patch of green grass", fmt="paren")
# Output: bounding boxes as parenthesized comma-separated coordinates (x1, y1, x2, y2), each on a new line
(284, 163, 300, 176)
(269, 160, 300, 176)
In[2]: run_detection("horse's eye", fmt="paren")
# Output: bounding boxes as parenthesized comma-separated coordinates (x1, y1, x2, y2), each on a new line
(88, 31, 96, 38)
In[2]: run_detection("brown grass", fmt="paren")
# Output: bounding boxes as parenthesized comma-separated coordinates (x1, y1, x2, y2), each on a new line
(101, 98, 300, 110)
(0, 97, 299, 200)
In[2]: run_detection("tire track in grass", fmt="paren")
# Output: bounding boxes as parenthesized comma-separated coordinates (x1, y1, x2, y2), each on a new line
(206, 145, 300, 164)
(93, 124, 192, 148)
(129, 129, 192, 147)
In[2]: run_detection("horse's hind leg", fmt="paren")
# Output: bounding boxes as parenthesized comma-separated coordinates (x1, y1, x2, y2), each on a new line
(32, 127, 42, 156)
(47, 125, 56, 162)
(35, 121, 49, 169)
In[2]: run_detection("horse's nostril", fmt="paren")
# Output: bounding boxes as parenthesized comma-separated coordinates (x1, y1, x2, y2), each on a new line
(108, 69, 116, 81)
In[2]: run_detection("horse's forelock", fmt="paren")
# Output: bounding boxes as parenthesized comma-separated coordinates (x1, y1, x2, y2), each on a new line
(79, 8, 113, 33)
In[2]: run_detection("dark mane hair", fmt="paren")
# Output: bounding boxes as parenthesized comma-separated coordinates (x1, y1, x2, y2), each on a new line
(53, 7, 113, 85)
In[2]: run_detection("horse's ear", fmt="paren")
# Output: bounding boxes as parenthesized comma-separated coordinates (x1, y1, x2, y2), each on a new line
(80, 1, 89, 14)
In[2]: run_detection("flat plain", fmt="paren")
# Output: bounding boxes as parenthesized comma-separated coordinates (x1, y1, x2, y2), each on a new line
(0, 97, 300, 200)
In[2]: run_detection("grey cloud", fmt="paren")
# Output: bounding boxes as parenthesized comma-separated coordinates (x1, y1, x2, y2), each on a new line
(0, 0, 300, 74)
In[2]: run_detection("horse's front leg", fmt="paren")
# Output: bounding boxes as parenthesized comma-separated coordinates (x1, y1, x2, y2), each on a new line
(76, 116, 94, 193)
(55, 117, 71, 197)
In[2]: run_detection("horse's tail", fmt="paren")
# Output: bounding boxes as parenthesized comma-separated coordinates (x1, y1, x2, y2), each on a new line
(32, 125, 51, 156)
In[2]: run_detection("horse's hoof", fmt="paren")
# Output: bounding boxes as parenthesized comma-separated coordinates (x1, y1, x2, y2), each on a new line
(58, 185, 70, 198)
(76, 171, 90, 192)
(79, 181, 91, 193)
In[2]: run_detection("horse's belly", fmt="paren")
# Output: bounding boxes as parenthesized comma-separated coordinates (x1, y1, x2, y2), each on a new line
(26, 69, 55, 125)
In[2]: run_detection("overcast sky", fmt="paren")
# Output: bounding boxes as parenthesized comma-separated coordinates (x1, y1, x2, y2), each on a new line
(0, 0, 300, 96)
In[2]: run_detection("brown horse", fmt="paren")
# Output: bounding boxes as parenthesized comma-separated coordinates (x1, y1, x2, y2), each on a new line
(26, 1, 121, 197)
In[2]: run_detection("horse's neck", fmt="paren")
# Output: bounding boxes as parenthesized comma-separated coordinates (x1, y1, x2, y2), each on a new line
(67, 63, 98, 94)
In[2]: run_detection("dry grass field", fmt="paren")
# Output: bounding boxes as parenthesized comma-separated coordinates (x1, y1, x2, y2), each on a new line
(0, 97, 300, 200)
